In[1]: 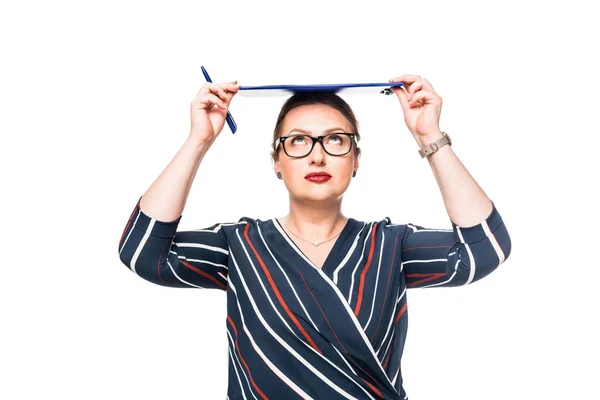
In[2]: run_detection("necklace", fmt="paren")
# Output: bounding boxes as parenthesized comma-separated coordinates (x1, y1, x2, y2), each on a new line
(283, 216, 346, 247)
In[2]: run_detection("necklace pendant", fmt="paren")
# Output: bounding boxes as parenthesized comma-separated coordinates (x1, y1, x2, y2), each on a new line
(314, 242, 320, 247)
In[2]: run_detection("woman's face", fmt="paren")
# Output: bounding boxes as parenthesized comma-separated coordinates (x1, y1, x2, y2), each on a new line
(274, 104, 359, 203)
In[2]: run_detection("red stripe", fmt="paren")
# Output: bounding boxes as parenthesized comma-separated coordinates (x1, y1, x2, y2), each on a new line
(354, 223, 378, 316)
(394, 302, 407, 324)
(488, 226, 506, 260)
(181, 260, 226, 289)
(119, 200, 140, 248)
(370, 235, 399, 341)
(156, 222, 177, 285)
(227, 315, 269, 400)
(243, 224, 322, 354)
(383, 346, 392, 369)
(402, 245, 452, 251)
(360, 377, 385, 399)
(406, 272, 445, 287)
(381, 302, 408, 369)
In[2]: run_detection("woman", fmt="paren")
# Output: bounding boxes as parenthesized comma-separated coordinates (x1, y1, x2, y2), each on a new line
(118, 74, 511, 399)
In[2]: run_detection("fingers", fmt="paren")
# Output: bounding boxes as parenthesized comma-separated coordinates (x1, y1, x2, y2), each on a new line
(406, 79, 434, 96)
(390, 74, 422, 85)
(389, 79, 410, 110)
(197, 93, 228, 110)
(192, 81, 240, 110)
(407, 90, 442, 107)
(390, 75, 435, 96)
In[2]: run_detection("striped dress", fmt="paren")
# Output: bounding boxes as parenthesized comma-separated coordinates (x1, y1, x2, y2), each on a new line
(118, 195, 511, 400)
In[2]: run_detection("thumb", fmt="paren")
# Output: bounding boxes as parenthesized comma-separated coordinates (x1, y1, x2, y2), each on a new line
(389, 79, 409, 110)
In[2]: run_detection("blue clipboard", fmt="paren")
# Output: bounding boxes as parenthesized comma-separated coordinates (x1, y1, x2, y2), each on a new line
(201, 66, 405, 134)
(237, 82, 405, 97)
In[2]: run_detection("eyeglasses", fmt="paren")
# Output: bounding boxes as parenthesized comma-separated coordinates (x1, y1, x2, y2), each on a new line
(275, 133, 356, 158)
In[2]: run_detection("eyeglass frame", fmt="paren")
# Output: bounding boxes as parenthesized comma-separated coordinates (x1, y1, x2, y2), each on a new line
(274, 132, 357, 158)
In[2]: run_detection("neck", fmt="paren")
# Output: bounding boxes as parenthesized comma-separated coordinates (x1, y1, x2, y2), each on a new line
(282, 197, 347, 243)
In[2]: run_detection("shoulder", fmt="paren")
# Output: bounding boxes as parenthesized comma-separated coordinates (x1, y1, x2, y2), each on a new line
(351, 216, 409, 237)
(211, 216, 273, 233)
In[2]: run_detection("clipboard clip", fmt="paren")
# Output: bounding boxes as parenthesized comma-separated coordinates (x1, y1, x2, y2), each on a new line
(380, 88, 394, 95)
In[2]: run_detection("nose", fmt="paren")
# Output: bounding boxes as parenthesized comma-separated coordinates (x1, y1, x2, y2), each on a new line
(308, 139, 326, 163)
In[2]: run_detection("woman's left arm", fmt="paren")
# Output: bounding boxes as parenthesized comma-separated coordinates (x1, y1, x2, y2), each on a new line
(388, 74, 511, 288)
(389, 74, 492, 227)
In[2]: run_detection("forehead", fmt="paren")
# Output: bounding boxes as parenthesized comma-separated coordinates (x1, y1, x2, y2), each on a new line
(281, 104, 352, 135)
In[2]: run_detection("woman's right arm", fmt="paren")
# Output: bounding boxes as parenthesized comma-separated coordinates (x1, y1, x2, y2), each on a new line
(117, 80, 241, 290)
(140, 79, 240, 222)
(138, 137, 212, 223)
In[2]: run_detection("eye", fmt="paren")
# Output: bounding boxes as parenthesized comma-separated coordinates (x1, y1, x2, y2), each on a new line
(325, 133, 345, 144)
(290, 135, 308, 145)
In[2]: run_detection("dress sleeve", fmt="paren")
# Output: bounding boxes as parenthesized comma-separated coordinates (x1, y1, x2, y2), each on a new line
(117, 195, 230, 290)
(401, 200, 511, 288)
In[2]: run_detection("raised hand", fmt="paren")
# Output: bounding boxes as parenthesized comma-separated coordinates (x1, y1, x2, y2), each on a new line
(189, 81, 240, 144)
(389, 74, 443, 145)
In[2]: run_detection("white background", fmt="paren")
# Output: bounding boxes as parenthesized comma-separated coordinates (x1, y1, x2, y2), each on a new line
(2, 0, 598, 399)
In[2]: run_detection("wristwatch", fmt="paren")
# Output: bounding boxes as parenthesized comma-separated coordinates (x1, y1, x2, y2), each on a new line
(418, 131, 452, 158)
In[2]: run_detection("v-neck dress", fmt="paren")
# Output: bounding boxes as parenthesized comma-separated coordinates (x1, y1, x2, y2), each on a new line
(118, 195, 511, 400)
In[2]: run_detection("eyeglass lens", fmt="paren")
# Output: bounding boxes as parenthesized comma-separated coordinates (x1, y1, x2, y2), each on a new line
(284, 134, 352, 157)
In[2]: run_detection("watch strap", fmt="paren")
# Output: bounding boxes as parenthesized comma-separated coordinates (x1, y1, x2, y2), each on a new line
(418, 131, 451, 158)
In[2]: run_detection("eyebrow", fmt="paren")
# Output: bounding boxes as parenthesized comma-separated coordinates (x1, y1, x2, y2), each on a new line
(287, 127, 349, 135)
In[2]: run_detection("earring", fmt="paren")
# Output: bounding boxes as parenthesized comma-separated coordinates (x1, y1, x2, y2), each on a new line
(277, 171, 282, 179)
(352, 170, 356, 178)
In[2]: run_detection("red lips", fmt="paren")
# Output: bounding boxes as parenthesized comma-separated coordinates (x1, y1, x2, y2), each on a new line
(305, 172, 332, 178)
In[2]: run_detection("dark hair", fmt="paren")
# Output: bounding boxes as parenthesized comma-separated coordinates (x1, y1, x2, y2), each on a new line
(270, 92, 362, 162)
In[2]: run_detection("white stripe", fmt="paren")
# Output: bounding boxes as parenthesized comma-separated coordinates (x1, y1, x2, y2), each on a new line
(377, 287, 405, 355)
(379, 321, 396, 363)
(482, 220, 505, 264)
(456, 226, 476, 284)
(401, 258, 447, 265)
(347, 222, 375, 304)
(376, 302, 400, 360)
(168, 246, 229, 288)
(228, 277, 313, 399)
(332, 222, 367, 284)
(176, 242, 229, 255)
(233, 230, 369, 400)
(392, 364, 400, 385)
(406, 224, 452, 233)
(165, 259, 205, 288)
(330, 343, 358, 376)
(192, 221, 247, 233)
(130, 215, 155, 274)
(227, 334, 251, 400)
(226, 329, 256, 400)
(260, 223, 321, 332)
(379, 289, 407, 362)
(119, 210, 143, 256)
(169, 250, 229, 270)
(271, 220, 320, 270)
(418, 259, 461, 288)
(363, 230, 385, 330)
